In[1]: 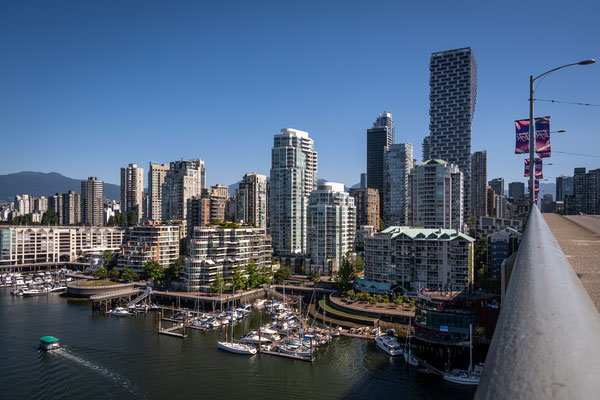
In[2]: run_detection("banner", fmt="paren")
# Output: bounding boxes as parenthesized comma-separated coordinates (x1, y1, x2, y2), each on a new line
(515, 119, 530, 154)
(524, 158, 543, 179)
(515, 117, 551, 156)
(535, 116, 551, 158)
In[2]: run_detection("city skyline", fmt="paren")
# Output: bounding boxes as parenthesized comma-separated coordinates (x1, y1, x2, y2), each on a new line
(1, 2, 598, 189)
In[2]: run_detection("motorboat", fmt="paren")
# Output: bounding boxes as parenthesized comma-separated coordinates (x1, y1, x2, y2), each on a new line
(277, 344, 312, 357)
(253, 299, 267, 309)
(22, 288, 48, 297)
(110, 307, 130, 316)
(217, 341, 257, 355)
(39, 336, 60, 351)
(375, 334, 403, 356)
(240, 331, 272, 345)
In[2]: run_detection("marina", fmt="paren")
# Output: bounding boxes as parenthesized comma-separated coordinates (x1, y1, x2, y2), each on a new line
(0, 285, 478, 399)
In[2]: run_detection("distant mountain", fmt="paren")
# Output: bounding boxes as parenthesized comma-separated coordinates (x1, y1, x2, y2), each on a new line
(0, 171, 120, 202)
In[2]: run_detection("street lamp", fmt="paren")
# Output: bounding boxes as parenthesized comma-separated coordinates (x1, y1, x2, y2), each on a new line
(528, 59, 595, 205)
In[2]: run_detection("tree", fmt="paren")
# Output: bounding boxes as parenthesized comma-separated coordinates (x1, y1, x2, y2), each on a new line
(127, 210, 138, 226)
(142, 260, 165, 285)
(41, 206, 59, 225)
(212, 272, 224, 293)
(231, 265, 247, 291)
(121, 267, 139, 282)
(258, 265, 273, 285)
(349, 254, 364, 273)
(335, 260, 356, 292)
(102, 250, 117, 270)
(474, 238, 488, 269)
(109, 267, 120, 279)
(273, 266, 292, 284)
(165, 256, 185, 283)
(224, 211, 236, 222)
(92, 267, 108, 279)
(245, 260, 260, 289)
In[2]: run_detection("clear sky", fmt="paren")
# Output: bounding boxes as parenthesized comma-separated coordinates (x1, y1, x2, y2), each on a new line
(1, 0, 598, 188)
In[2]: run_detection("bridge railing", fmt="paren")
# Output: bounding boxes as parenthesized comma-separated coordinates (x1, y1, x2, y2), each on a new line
(475, 206, 600, 399)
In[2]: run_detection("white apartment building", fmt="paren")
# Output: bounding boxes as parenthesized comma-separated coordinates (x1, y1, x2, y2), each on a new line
(0, 225, 124, 266)
(364, 227, 474, 292)
(118, 225, 180, 273)
(269, 128, 317, 255)
(236, 173, 268, 228)
(163, 159, 205, 221)
(184, 225, 272, 291)
(306, 182, 355, 275)
(408, 159, 464, 231)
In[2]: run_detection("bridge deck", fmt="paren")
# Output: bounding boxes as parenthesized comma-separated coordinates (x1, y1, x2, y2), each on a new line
(543, 213, 600, 311)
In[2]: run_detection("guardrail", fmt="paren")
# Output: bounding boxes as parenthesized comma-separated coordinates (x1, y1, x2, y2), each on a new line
(475, 206, 600, 399)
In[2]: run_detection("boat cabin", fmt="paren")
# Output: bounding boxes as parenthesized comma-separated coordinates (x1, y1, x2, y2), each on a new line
(39, 336, 60, 351)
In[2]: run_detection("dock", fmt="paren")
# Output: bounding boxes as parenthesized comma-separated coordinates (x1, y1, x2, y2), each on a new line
(260, 349, 314, 362)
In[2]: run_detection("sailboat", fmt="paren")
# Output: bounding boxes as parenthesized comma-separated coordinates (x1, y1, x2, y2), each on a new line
(217, 323, 257, 355)
(443, 324, 484, 385)
(403, 318, 419, 366)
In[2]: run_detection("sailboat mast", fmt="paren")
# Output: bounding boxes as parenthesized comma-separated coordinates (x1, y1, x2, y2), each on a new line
(469, 323, 473, 373)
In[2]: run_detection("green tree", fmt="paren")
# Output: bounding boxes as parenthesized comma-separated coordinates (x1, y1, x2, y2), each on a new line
(231, 265, 247, 291)
(273, 266, 292, 284)
(107, 215, 116, 226)
(258, 265, 273, 284)
(335, 260, 356, 292)
(41, 206, 59, 225)
(378, 218, 384, 231)
(349, 254, 364, 273)
(212, 272, 224, 293)
(245, 260, 261, 289)
(102, 250, 117, 269)
(142, 260, 165, 285)
(109, 267, 120, 279)
(474, 238, 488, 269)
(165, 256, 185, 282)
(224, 211, 236, 222)
(121, 267, 139, 282)
(127, 210, 138, 226)
(92, 267, 108, 279)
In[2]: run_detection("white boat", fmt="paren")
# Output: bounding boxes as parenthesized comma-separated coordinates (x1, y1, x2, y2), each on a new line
(110, 307, 130, 316)
(253, 299, 267, 309)
(375, 334, 403, 356)
(443, 325, 483, 385)
(403, 321, 419, 365)
(217, 341, 257, 355)
(277, 344, 312, 357)
(240, 331, 272, 345)
(47, 285, 67, 293)
(22, 288, 48, 297)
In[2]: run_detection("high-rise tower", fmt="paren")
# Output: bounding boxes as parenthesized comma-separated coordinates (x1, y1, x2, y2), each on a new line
(471, 151, 487, 217)
(163, 159, 205, 221)
(148, 162, 170, 222)
(383, 142, 414, 227)
(429, 47, 477, 217)
(236, 173, 268, 228)
(269, 128, 317, 255)
(120, 163, 144, 223)
(367, 112, 394, 211)
(81, 177, 104, 226)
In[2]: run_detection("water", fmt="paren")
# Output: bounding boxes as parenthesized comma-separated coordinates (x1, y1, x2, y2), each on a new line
(0, 288, 475, 399)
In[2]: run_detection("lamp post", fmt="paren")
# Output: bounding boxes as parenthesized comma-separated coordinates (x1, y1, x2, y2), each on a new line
(528, 59, 595, 205)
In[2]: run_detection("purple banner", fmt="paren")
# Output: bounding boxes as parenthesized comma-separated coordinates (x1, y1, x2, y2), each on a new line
(515, 119, 530, 154)
(535, 116, 551, 158)
(524, 158, 543, 179)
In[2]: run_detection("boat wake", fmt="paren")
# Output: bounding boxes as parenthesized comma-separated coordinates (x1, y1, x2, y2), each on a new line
(54, 348, 143, 397)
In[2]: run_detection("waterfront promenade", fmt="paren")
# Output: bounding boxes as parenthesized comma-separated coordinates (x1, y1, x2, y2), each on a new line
(544, 213, 600, 310)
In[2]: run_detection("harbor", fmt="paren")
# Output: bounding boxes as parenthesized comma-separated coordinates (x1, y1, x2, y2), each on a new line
(0, 285, 477, 399)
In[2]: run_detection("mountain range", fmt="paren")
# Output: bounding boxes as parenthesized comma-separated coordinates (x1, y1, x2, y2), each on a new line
(0, 171, 120, 203)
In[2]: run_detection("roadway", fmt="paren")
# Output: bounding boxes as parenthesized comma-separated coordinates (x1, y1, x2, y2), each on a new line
(543, 213, 600, 311)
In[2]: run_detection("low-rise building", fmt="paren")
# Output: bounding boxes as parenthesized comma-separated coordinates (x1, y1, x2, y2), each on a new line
(184, 225, 272, 292)
(364, 227, 475, 292)
(0, 225, 124, 266)
(472, 216, 523, 240)
(489, 227, 521, 280)
(117, 225, 180, 273)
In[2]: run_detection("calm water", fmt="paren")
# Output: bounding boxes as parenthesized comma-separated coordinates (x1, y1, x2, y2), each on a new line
(0, 288, 475, 399)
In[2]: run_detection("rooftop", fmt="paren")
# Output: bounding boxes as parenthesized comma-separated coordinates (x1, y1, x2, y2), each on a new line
(379, 226, 474, 242)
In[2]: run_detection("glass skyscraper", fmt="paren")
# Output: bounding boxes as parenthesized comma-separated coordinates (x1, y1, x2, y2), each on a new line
(367, 112, 394, 211)
(383, 142, 414, 227)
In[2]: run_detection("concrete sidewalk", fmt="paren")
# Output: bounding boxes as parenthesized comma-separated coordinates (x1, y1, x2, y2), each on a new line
(543, 213, 600, 311)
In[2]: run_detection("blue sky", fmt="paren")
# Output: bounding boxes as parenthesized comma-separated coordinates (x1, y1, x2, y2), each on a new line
(1, 0, 598, 188)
